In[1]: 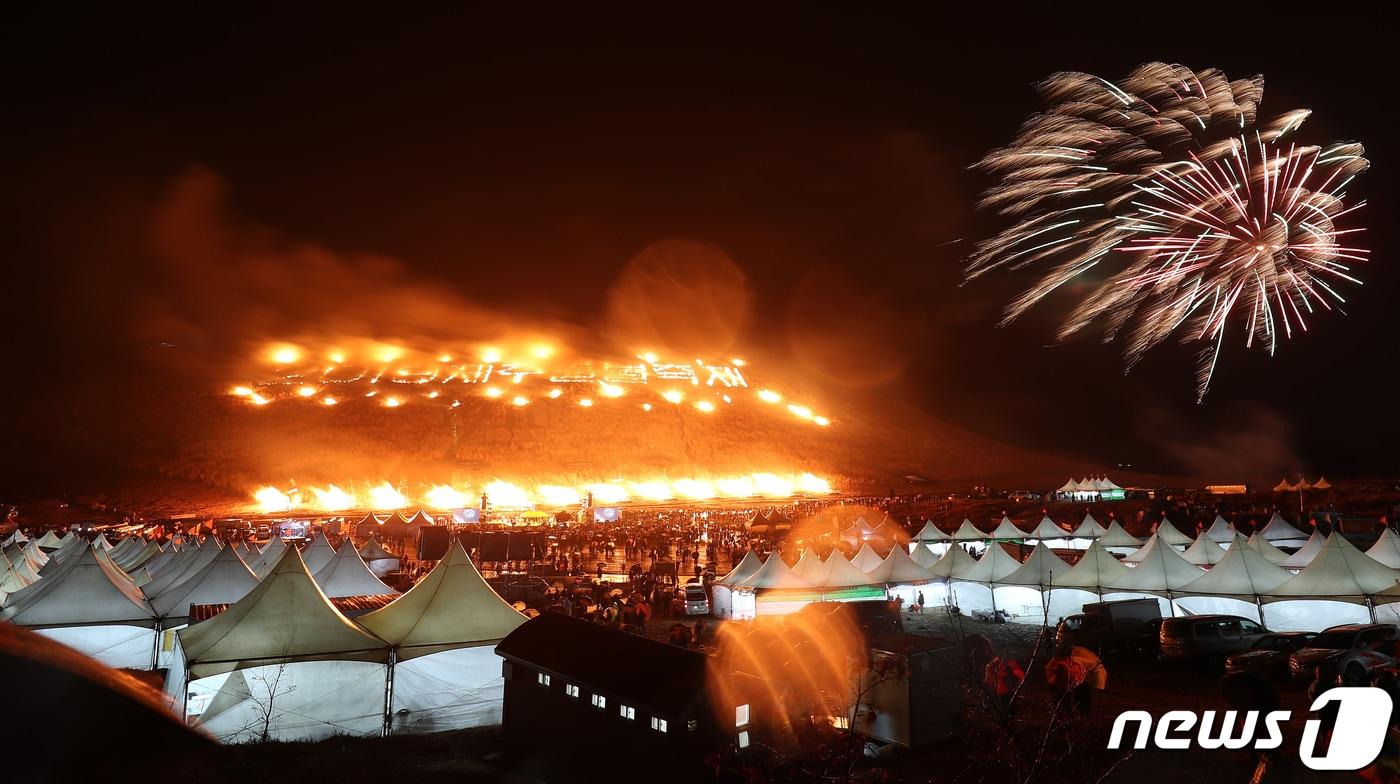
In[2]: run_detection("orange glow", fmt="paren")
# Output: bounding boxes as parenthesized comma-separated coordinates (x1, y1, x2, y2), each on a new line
(531, 343, 554, 359)
(662, 389, 684, 404)
(480, 347, 503, 363)
(751, 472, 794, 497)
(537, 485, 581, 507)
(587, 483, 628, 504)
(511, 395, 529, 407)
(311, 485, 355, 511)
(367, 482, 408, 510)
(382, 396, 402, 408)
(717, 476, 755, 497)
(641, 403, 653, 411)
(437, 354, 453, 363)
(548, 388, 563, 399)
(757, 389, 782, 403)
(484, 387, 503, 399)
(321, 396, 338, 406)
(578, 398, 593, 407)
(695, 400, 715, 413)
(426, 390, 440, 399)
(787, 403, 814, 419)
(630, 481, 673, 501)
(253, 486, 293, 513)
(484, 480, 532, 509)
(798, 473, 833, 494)
(328, 351, 347, 364)
(813, 416, 831, 427)
(296, 386, 317, 398)
(674, 478, 716, 500)
(598, 381, 625, 398)
(268, 344, 301, 365)
(641, 351, 659, 363)
(249, 392, 270, 406)
(424, 484, 469, 510)
(375, 345, 404, 363)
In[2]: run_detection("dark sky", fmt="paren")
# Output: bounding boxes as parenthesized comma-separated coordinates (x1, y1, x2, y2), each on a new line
(5, 8, 1397, 480)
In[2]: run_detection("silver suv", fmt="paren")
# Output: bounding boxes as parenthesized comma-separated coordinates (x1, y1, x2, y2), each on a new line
(1160, 615, 1270, 660)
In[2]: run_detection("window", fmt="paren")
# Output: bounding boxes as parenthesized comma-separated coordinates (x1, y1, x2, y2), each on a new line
(735, 704, 750, 728)
(537, 673, 551, 687)
(1240, 620, 1263, 634)
(650, 717, 668, 733)
(737, 730, 750, 749)
(591, 694, 607, 709)
(620, 705, 636, 720)
(565, 684, 580, 698)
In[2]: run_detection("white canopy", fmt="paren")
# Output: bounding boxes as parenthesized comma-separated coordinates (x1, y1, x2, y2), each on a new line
(1203, 515, 1235, 544)
(300, 533, 338, 574)
(910, 544, 940, 570)
(1026, 516, 1068, 542)
(1280, 530, 1327, 570)
(1259, 512, 1309, 546)
(1097, 477, 1123, 491)
(1153, 519, 1195, 548)
(988, 516, 1028, 541)
(1057, 478, 1081, 493)
(150, 545, 259, 619)
(248, 536, 288, 579)
(1265, 533, 1400, 601)
(814, 552, 881, 588)
(313, 541, 397, 598)
(1245, 533, 1292, 566)
(1071, 513, 1106, 539)
(358, 539, 397, 561)
(1104, 536, 1203, 593)
(1182, 535, 1227, 566)
(865, 546, 935, 585)
(358, 540, 525, 660)
(1177, 535, 1291, 599)
(913, 520, 950, 542)
(735, 552, 811, 590)
(792, 547, 826, 583)
(957, 544, 1022, 584)
(1, 544, 157, 628)
(178, 547, 389, 679)
(2, 529, 28, 547)
(714, 550, 764, 587)
(997, 543, 1071, 588)
(1367, 529, 1400, 569)
(35, 531, 63, 549)
(951, 519, 987, 542)
(927, 544, 979, 579)
(1096, 521, 1143, 549)
(1053, 542, 1131, 589)
(850, 543, 885, 573)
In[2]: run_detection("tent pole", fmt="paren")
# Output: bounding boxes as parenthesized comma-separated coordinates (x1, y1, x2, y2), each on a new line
(150, 619, 163, 672)
(180, 665, 191, 725)
(1367, 595, 1378, 624)
(382, 648, 398, 737)
(1254, 595, 1266, 626)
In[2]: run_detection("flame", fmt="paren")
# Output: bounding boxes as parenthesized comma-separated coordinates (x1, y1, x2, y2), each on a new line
(232, 386, 254, 397)
(480, 347, 503, 363)
(296, 386, 318, 398)
(484, 387, 503, 399)
(598, 381, 625, 398)
(328, 351, 347, 364)
(531, 343, 554, 359)
(537, 485, 581, 507)
(548, 388, 563, 399)
(367, 482, 408, 510)
(751, 472, 794, 497)
(424, 484, 469, 510)
(674, 478, 716, 500)
(578, 398, 594, 407)
(382, 396, 402, 408)
(717, 476, 755, 497)
(321, 396, 338, 406)
(641, 403, 653, 411)
(254, 486, 293, 513)
(695, 400, 715, 413)
(311, 484, 355, 511)
(630, 481, 673, 501)
(798, 473, 832, 494)
(662, 389, 684, 404)
(787, 403, 813, 419)
(249, 392, 270, 406)
(511, 395, 529, 407)
(484, 480, 532, 509)
(757, 389, 782, 403)
(267, 344, 301, 365)
(375, 345, 404, 363)
(587, 483, 629, 504)
(813, 416, 830, 427)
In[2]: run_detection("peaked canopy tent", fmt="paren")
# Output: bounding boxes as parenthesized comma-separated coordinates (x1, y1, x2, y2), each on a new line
(1102, 536, 1205, 617)
(1, 544, 161, 671)
(721, 552, 817, 619)
(358, 540, 526, 734)
(313, 541, 397, 599)
(951, 519, 988, 542)
(1259, 512, 1310, 549)
(1203, 515, 1236, 546)
(791, 548, 826, 583)
(1265, 533, 1400, 631)
(1065, 513, 1106, 550)
(248, 537, 287, 579)
(1, 528, 28, 548)
(849, 543, 885, 574)
(1313, 477, 1332, 490)
(1279, 530, 1327, 570)
(949, 543, 1023, 614)
(1274, 479, 1296, 492)
(1182, 536, 1227, 566)
(358, 539, 401, 578)
(809, 552, 883, 596)
(1025, 516, 1073, 549)
(1096, 521, 1144, 554)
(1044, 542, 1133, 622)
(710, 550, 764, 619)
(992, 544, 1072, 622)
(299, 533, 338, 575)
(1366, 529, 1400, 569)
(1056, 478, 1081, 495)
(864, 547, 934, 605)
(149, 546, 259, 623)
(1152, 519, 1195, 550)
(911, 519, 952, 557)
(988, 516, 1028, 541)
(1173, 535, 1292, 623)
(1246, 533, 1292, 566)
(910, 542, 940, 571)
(177, 548, 391, 742)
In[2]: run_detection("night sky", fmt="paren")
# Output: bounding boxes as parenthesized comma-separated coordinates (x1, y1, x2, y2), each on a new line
(5, 8, 1397, 482)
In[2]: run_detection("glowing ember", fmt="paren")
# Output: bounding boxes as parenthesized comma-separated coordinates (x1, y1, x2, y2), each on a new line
(268, 344, 301, 365)
(751, 472, 794, 496)
(484, 387, 503, 398)
(578, 398, 593, 407)
(587, 483, 629, 504)
(232, 386, 254, 397)
(480, 347, 503, 363)
(630, 481, 673, 501)
(641, 403, 653, 411)
(798, 472, 832, 494)
(548, 388, 563, 399)
(424, 484, 469, 510)
(673, 478, 716, 499)
(296, 386, 318, 398)
(716, 476, 755, 497)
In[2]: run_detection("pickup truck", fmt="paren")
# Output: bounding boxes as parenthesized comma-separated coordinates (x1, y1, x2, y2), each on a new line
(1055, 598, 1162, 655)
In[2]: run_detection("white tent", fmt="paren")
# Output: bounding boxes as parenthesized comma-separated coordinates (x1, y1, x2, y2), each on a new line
(1175, 535, 1292, 623)
(927, 543, 980, 580)
(1182, 536, 1228, 566)
(1043, 541, 1133, 623)
(357, 539, 401, 579)
(910, 543, 940, 570)
(1279, 530, 1326, 570)
(313, 541, 397, 599)
(1071, 513, 1106, 539)
(950, 544, 1022, 613)
(149, 545, 259, 621)
(1103, 536, 1203, 616)
(813, 552, 882, 588)
(711, 550, 764, 619)
(1367, 529, 1400, 569)
(865, 546, 935, 586)
(1202, 515, 1236, 545)
(1245, 533, 1291, 566)
(35, 530, 63, 550)
(913, 520, 950, 542)
(849, 543, 885, 573)
(1096, 520, 1143, 553)
(1097, 477, 1123, 491)
(300, 533, 338, 575)
(1025, 516, 1072, 548)
(1153, 519, 1195, 549)
(2, 528, 28, 548)
(141, 542, 222, 600)
(1265, 533, 1400, 631)
(1259, 512, 1310, 548)
(791, 547, 826, 583)
(357, 540, 526, 734)
(951, 519, 987, 542)
(1273, 479, 1296, 492)
(1056, 478, 1081, 493)
(993, 544, 1072, 623)
(731, 552, 814, 618)
(988, 516, 1028, 541)
(248, 537, 288, 579)
(735, 553, 811, 591)
(179, 548, 391, 742)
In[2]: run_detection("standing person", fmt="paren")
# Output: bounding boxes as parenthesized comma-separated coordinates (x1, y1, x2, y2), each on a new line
(984, 655, 1025, 717)
(635, 596, 650, 634)
(916, 591, 925, 615)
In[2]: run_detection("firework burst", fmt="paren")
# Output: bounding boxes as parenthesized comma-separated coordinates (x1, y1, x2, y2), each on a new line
(967, 63, 1369, 400)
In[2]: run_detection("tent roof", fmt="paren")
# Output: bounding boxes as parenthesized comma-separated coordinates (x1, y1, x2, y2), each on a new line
(1266, 533, 1400, 600)
(927, 543, 979, 579)
(1097, 477, 1123, 491)
(248, 537, 287, 579)
(1178, 535, 1292, 598)
(358, 539, 525, 660)
(2, 529, 28, 547)
(312, 541, 397, 599)
(870, 521, 910, 543)
(951, 519, 987, 541)
(850, 543, 885, 573)
(140, 543, 221, 599)
(403, 510, 435, 527)
(1104, 536, 1204, 592)
(1054, 541, 1131, 589)
(813, 552, 882, 588)
(1057, 477, 1081, 493)
(1096, 520, 1143, 549)
(910, 544, 940, 570)
(1153, 519, 1195, 547)
(1182, 535, 1227, 566)
(177, 547, 388, 678)
(1245, 533, 1292, 566)
(299, 532, 338, 574)
(1280, 530, 1327, 569)
(35, 531, 63, 549)
(1366, 529, 1400, 569)
(1260, 512, 1309, 544)
(714, 550, 764, 587)
(1027, 516, 1068, 541)
(149, 546, 259, 619)
(1313, 477, 1332, 490)
(357, 538, 397, 561)
(735, 552, 811, 590)
(913, 520, 950, 542)
(2, 545, 157, 628)
(791, 548, 826, 583)
(998, 543, 1072, 588)
(1203, 515, 1235, 544)
(959, 543, 1022, 584)
(988, 516, 1028, 540)
(1070, 513, 1106, 539)
(865, 546, 935, 585)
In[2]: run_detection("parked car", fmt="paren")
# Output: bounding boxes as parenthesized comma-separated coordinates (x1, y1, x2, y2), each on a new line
(683, 583, 710, 616)
(1289, 624, 1397, 680)
(1056, 599, 1162, 654)
(1159, 615, 1270, 661)
(1225, 632, 1316, 679)
(1335, 637, 1400, 683)
(1126, 617, 1165, 657)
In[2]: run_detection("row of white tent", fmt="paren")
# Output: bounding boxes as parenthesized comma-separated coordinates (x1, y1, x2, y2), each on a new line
(1274, 477, 1332, 492)
(1055, 476, 1123, 494)
(711, 522, 1400, 633)
(909, 511, 1314, 550)
(2, 530, 525, 741)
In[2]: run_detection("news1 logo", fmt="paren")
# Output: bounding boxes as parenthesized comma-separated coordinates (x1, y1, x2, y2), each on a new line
(1108, 687, 1393, 771)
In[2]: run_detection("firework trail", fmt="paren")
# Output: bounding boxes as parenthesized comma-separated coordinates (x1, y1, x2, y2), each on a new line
(967, 63, 1369, 400)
